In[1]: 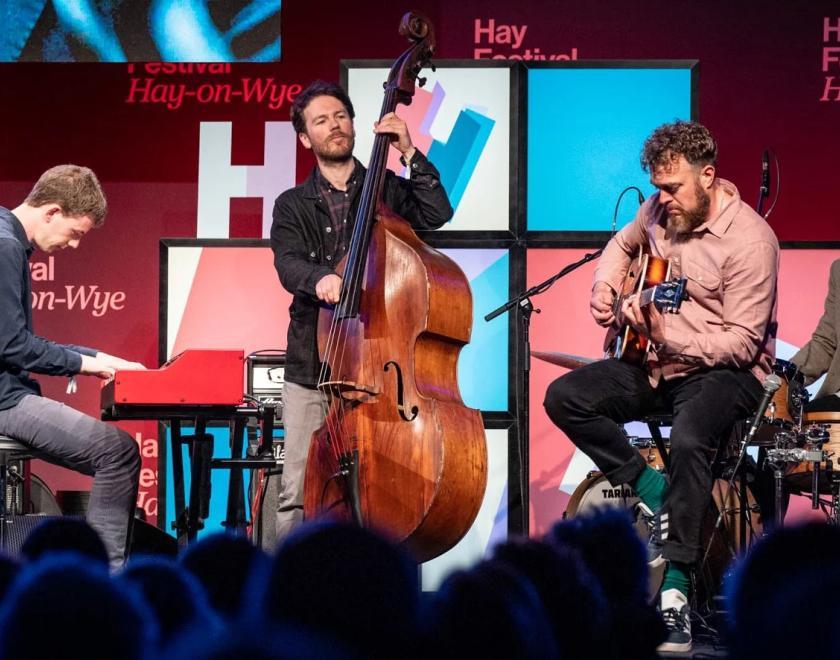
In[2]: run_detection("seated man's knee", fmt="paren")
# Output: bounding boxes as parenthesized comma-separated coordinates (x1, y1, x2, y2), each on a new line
(544, 376, 577, 428)
(109, 428, 141, 473)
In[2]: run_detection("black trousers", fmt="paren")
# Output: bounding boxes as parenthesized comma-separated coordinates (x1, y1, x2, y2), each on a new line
(544, 359, 763, 564)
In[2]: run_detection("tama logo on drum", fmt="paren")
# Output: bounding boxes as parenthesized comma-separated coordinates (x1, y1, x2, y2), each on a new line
(601, 486, 636, 499)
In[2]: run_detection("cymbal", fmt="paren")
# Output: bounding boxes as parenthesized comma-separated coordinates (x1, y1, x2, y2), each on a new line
(532, 350, 597, 370)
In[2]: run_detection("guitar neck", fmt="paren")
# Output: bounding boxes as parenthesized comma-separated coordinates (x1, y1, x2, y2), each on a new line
(638, 285, 657, 308)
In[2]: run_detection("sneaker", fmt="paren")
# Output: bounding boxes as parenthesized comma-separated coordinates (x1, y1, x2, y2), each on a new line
(635, 502, 667, 569)
(658, 588, 692, 653)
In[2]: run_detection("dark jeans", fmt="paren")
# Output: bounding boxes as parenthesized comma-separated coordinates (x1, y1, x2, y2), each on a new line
(0, 395, 141, 568)
(544, 359, 763, 564)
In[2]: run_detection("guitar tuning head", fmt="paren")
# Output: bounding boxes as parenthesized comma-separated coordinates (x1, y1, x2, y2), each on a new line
(417, 76, 427, 87)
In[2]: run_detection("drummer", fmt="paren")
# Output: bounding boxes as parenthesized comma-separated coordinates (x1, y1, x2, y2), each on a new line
(791, 260, 840, 413)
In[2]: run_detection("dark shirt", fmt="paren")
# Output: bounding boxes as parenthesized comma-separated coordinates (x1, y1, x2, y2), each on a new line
(0, 207, 95, 410)
(314, 162, 359, 262)
(270, 150, 453, 386)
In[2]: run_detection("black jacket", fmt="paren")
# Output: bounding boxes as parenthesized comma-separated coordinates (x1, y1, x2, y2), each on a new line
(270, 151, 453, 385)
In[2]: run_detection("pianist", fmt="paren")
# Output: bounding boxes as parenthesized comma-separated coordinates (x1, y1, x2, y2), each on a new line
(0, 165, 144, 569)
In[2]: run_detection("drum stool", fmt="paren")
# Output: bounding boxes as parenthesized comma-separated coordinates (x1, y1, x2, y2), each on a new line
(640, 410, 673, 472)
(0, 434, 33, 548)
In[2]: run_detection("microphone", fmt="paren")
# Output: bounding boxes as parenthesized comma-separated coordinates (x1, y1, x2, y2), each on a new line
(610, 186, 646, 236)
(745, 374, 782, 442)
(761, 150, 770, 196)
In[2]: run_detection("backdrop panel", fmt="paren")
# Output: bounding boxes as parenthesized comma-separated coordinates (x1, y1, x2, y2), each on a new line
(346, 62, 514, 233)
(527, 64, 695, 232)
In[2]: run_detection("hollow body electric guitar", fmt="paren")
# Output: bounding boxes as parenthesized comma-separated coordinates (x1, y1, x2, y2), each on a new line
(604, 247, 688, 366)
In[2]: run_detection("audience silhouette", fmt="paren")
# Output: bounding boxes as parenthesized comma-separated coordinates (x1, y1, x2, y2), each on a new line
(0, 506, 835, 658)
(549, 507, 666, 659)
(251, 521, 419, 659)
(120, 556, 219, 646)
(423, 558, 559, 659)
(725, 522, 840, 660)
(180, 531, 268, 618)
(0, 553, 155, 659)
(19, 517, 109, 566)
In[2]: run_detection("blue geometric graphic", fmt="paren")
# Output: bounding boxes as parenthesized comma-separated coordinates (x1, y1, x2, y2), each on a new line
(429, 108, 496, 210)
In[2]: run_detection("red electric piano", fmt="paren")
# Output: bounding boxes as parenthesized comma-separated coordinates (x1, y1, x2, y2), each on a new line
(101, 348, 245, 410)
(101, 349, 276, 545)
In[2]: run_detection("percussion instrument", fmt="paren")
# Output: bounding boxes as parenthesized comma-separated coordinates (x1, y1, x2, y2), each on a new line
(784, 412, 840, 493)
(752, 359, 808, 446)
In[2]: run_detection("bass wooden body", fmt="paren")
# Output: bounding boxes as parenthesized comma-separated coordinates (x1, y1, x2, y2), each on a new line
(303, 14, 487, 563)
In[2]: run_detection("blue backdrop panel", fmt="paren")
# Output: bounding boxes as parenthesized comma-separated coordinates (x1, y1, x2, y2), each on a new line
(441, 248, 510, 412)
(527, 67, 693, 231)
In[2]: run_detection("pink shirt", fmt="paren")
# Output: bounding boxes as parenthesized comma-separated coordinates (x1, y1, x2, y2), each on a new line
(594, 178, 779, 385)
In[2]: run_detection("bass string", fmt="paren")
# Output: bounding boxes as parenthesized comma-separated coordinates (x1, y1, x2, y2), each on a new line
(317, 86, 399, 464)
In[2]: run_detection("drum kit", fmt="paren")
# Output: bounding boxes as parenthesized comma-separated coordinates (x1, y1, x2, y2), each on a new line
(757, 360, 840, 524)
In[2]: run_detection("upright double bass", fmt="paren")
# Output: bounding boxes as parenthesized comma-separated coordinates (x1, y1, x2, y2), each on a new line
(303, 13, 488, 563)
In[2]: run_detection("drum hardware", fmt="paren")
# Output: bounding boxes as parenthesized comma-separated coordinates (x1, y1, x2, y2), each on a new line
(704, 376, 781, 558)
(762, 416, 840, 525)
(782, 415, 840, 495)
(629, 436, 667, 472)
(752, 360, 809, 447)
(766, 444, 826, 527)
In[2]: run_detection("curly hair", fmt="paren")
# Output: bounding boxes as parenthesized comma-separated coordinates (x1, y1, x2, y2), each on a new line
(290, 80, 355, 135)
(640, 120, 717, 173)
(24, 164, 107, 226)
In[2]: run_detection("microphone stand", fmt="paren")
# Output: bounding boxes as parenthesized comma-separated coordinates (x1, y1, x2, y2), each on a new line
(703, 375, 781, 569)
(756, 149, 770, 217)
(484, 185, 646, 534)
(485, 249, 604, 534)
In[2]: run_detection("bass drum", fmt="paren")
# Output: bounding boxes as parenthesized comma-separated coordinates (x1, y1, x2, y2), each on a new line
(564, 472, 663, 601)
(565, 472, 762, 605)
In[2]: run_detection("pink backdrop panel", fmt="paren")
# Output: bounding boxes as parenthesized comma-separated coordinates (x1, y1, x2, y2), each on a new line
(527, 248, 604, 534)
(777, 249, 839, 350)
(170, 246, 291, 358)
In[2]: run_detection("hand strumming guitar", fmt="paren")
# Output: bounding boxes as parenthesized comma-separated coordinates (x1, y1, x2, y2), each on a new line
(590, 281, 617, 327)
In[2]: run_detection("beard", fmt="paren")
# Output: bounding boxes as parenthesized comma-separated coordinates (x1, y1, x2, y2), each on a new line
(313, 130, 355, 163)
(667, 182, 711, 235)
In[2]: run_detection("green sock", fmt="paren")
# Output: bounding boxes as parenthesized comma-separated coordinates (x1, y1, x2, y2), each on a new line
(630, 465, 667, 512)
(662, 561, 691, 597)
